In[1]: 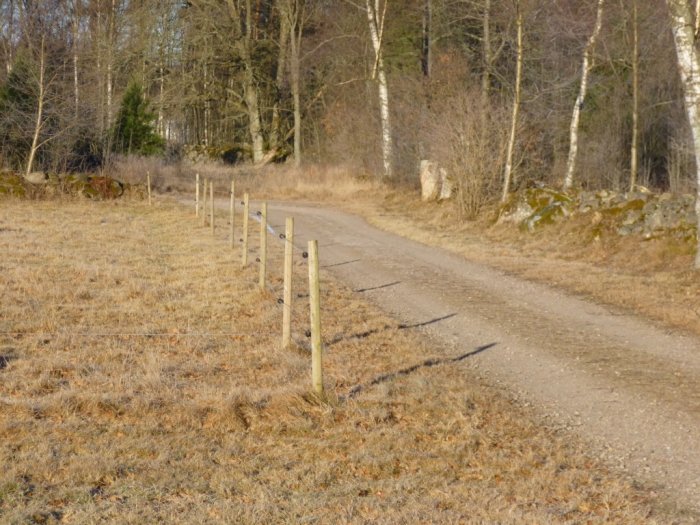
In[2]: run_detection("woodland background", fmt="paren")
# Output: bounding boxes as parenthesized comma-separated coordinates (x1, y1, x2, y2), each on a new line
(0, 0, 694, 216)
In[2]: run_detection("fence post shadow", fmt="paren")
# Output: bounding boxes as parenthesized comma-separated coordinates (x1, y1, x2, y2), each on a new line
(343, 342, 497, 400)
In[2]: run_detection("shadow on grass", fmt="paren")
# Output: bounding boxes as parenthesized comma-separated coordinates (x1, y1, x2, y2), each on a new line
(344, 342, 497, 400)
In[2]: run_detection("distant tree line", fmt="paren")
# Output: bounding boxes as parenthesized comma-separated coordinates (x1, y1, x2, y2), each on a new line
(0, 0, 698, 204)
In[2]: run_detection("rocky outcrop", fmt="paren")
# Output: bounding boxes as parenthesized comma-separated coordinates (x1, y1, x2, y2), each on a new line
(499, 188, 573, 232)
(501, 186, 697, 240)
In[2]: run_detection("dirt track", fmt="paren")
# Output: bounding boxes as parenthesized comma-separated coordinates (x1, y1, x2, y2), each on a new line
(235, 199, 700, 514)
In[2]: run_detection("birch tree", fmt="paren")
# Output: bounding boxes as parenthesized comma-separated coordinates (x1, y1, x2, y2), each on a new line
(562, 0, 605, 191)
(269, 4, 289, 156)
(24, 35, 45, 176)
(366, 0, 393, 179)
(665, 0, 700, 268)
(629, 0, 639, 191)
(286, 0, 307, 167)
(501, 0, 523, 203)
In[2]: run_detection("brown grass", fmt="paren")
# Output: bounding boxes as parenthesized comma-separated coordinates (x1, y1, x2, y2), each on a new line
(1, 197, 685, 523)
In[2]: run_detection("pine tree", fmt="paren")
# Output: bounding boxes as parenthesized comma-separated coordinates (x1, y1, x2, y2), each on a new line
(112, 82, 164, 156)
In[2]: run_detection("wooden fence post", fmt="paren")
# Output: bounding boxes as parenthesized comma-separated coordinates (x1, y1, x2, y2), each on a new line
(195, 173, 200, 217)
(147, 171, 152, 206)
(210, 182, 215, 235)
(241, 193, 249, 267)
(282, 217, 294, 348)
(308, 240, 323, 395)
(258, 202, 267, 290)
(201, 179, 208, 227)
(229, 179, 235, 249)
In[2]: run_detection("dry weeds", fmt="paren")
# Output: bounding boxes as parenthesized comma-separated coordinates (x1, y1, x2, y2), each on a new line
(0, 198, 675, 523)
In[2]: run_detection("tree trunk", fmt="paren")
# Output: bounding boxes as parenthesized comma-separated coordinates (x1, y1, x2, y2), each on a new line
(242, 57, 265, 163)
(203, 59, 210, 146)
(666, 0, 700, 269)
(563, 0, 605, 191)
(106, 0, 116, 130)
(25, 36, 45, 177)
(270, 4, 289, 154)
(501, 1, 523, 203)
(228, 0, 265, 163)
(6, 0, 14, 74)
(366, 0, 393, 179)
(629, 0, 639, 192)
(421, 0, 431, 78)
(290, 6, 302, 167)
(72, 3, 80, 119)
(481, 0, 492, 112)
(95, 7, 104, 137)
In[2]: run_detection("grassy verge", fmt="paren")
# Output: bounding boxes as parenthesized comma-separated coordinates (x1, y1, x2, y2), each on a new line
(0, 198, 675, 523)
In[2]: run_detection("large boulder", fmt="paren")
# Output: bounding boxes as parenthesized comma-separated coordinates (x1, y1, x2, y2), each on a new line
(24, 172, 48, 184)
(420, 160, 453, 202)
(420, 160, 441, 201)
(438, 167, 453, 200)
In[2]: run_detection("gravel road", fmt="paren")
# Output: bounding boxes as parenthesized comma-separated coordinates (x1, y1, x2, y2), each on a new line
(224, 198, 700, 514)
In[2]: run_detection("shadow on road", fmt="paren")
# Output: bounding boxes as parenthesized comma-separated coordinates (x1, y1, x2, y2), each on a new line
(327, 313, 457, 347)
(354, 281, 401, 293)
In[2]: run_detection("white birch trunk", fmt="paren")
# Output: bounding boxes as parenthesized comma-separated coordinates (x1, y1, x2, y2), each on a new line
(106, 0, 116, 130)
(629, 0, 639, 191)
(25, 36, 45, 177)
(73, 25, 79, 118)
(366, 0, 393, 179)
(666, 0, 700, 268)
(563, 0, 606, 191)
(96, 8, 104, 136)
(244, 63, 265, 163)
(158, 62, 165, 136)
(290, 9, 302, 167)
(203, 60, 210, 146)
(270, 5, 289, 154)
(481, 0, 491, 112)
(501, 2, 523, 203)
(6, 0, 13, 74)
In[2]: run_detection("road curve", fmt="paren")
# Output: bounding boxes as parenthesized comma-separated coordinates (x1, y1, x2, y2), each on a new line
(238, 199, 700, 513)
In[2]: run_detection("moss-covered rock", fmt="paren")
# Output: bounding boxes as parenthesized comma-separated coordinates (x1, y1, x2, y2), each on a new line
(503, 185, 697, 241)
(0, 172, 128, 200)
(521, 201, 569, 232)
(0, 172, 27, 197)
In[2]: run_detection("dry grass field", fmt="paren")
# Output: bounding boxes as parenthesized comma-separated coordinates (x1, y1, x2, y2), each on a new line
(0, 197, 679, 523)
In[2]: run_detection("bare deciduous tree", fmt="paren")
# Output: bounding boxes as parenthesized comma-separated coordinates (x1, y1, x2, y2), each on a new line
(563, 0, 605, 191)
